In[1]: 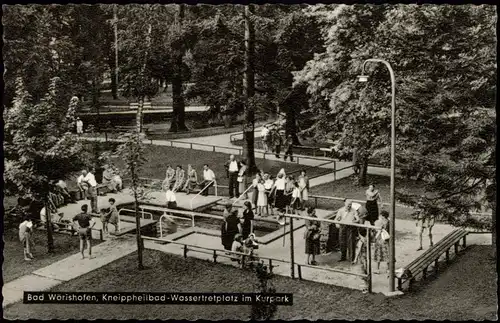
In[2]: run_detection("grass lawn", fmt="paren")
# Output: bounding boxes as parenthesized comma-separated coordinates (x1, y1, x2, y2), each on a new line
(4, 245, 496, 320)
(3, 228, 102, 283)
(310, 174, 427, 220)
(113, 145, 329, 187)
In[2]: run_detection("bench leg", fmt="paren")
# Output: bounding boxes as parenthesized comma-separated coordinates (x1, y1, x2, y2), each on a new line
(462, 235, 467, 248)
(213, 250, 217, 263)
(409, 278, 415, 291)
(423, 267, 428, 280)
(397, 278, 402, 291)
(445, 249, 450, 264)
(454, 242, 459, 254)
(434, 259, 439, 273)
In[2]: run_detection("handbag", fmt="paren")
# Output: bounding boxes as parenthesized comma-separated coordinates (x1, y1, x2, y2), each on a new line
(380, 229, 390, 241)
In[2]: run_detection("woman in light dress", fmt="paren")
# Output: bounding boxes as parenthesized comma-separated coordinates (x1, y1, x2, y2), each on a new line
(298, 170, 310, 210)
(183, 164, 198, 194)
(173, 165, 186, 192)
(238, 160, 248, 199)
(374, 210, 390, 274)
(251, 173, 262, 208)
(256, 179, 268, 217)
(163, 165, 176, 191)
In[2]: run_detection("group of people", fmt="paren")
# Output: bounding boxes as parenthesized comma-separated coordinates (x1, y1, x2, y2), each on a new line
(261, 124, 294, 161)
(162, 164, 216, 196)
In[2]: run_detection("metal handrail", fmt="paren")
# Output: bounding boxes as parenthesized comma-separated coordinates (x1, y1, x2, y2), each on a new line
(118, 208, 154, 232)
(158, 211, 195, 238)
(232, 184, 254, 207)
(190, 180, 217, 210)
(282, 212, 382, 230)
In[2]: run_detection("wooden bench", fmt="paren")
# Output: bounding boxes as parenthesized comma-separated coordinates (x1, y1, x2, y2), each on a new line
(397, 228, 468, 291)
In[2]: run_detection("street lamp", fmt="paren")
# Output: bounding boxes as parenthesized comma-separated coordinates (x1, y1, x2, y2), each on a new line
(357, 58, 397, 292)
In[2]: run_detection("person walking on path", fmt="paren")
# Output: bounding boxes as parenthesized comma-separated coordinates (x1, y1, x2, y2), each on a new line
(76, 117, 84, 135)
(221, 205, 240, 251)
(283, 135, 294, 162)
(415, 198, 435, 251)
(73, 204, 96, 259)
(225, 154, 240, 199)
(304, 207, 321, 265)
(335, 199, 360, 262)
(200, 164, 216, 196)
(19, 216, 35, 261)
(365, 184, 381, 225)
(237, 160, 248, 199)
(374, 210, 390, 274)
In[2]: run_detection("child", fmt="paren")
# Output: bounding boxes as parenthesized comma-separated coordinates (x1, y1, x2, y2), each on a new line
(100, 208, 110, 235)
(231, 234, 244, 263)
(19, 216, 34, 261)
(107, 198, 119, 234)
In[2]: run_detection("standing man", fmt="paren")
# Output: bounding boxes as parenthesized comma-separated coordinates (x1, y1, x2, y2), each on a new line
(79, 169, 98, 214)
(261, 125, 270, 151)
(283, 135, 294, 162)
(200, 164, 216, 196)
(335, 199, 360, 262)
(225, 155, 240, 199)
(76, 117, 84, 135)
(73, 204, 95, 259)
(274, 128, 283, 159)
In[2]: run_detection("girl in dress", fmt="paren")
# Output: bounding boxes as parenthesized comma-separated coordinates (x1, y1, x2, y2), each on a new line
(241, 201, 254, 239)
(374, 211, 390, 274)
(290, 181, 302, 213)
(163, 165, 176, 191)
(251, 173, 262, 209)
(298, 170, 310, 210)
(183, 164, 198, 194)
(238, 160, 248, 199)
(264, 173, 275, 216)
(273, 172, 287, 215)
(256, 179, 268, 217)
(365, 184, 382, 225)
(173, 165, 186, 192)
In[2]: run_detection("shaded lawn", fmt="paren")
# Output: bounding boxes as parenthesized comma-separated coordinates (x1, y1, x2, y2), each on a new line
(3, 228, 102, 283)
(113, 145, 329, 187)
(4, 245, 496, 320)
(310, 174, 427, 220)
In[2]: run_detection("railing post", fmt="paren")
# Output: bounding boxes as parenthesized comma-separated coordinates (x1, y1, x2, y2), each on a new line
(445, 248, 450, 263)
(100, 229, 103, 241)
(191, 213, 195, 228)
(366, 228, 372, 294)
(213, 146, 215, 152)
(268, 259, 273, 273)
(315, 197, 318, 209)
(289, 216, 295, 279)
(213, 250, 217, 263)
(190, 143, 193, 149)
(297, 264, 302, 280)
(462, 235, 467, 248)
(183, 245, 188, 258)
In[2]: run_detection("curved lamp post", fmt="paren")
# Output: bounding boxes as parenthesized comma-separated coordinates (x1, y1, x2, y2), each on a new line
(358, 58, 396, 292)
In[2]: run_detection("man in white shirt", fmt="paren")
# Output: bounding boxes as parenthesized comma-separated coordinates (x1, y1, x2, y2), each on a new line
(335, 199, 360, 262)
(165, 185, 177, 209)
(225, 155, 240, 199)
(261, 125, 270, 151)
(78, 169, 98, 213)
(76, 117, 84, 134)
(200, 164, 216, 196)
(351, 201, 368, 221)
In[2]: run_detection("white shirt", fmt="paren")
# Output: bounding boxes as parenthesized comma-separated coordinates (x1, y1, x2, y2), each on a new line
(292, 187, 301, 198)
(275, 178, 286, 190)
(264, 179, 274, 190)
(56, 180, 67, 189)
(77, 175, 84, 184)
(84, 173, 97, 187)
(76, 120, 83, 128)
(166, 190, 176, 202)
(261, 127, 269, 137)
(228, 161, 238, 172)
(203, 169, 216, 181)
(20, 220, 33, 230)
(352, 202, 362, 211)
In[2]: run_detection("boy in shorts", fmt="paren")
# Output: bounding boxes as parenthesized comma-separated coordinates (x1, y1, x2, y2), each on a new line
(73, 204, 95, 259)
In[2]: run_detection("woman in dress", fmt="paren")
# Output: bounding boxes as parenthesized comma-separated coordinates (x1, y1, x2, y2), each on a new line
(304, 207, 320, 265)
(298, 170, 310, 210)
(365, 184, 382, 225)
(264, 174, 275, 216)
(290, 181, 302, 213)
(256, 179, 268, 217)
(163, 165, 176, 191)
(374, 210, 390, 274)
(173, 165, 185, 192)
(183, 164, 198, 194)
(240, 201, 254, 239)
(284, 175, 295, 210)
(221, 205, 240, 251)
(273, 172, 287, 215)
(251, 173, 262, 209)
(238, 160, 248, 199)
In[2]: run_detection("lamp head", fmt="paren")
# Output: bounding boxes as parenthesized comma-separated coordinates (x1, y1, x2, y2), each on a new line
(357, 75, 369, 83)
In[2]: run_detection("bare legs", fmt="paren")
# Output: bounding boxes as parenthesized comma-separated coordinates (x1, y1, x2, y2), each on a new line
(418, 226, 434, 251)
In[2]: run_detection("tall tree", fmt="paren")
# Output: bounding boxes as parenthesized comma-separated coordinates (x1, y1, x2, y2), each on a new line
(294, 4, 496, 235)
(4, 77, 87, 252)
(243, 5, 258, 173)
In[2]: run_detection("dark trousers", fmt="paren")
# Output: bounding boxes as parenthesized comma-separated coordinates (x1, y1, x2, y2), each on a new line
(88, 186, 98, 214)
(339, 225, 356, 261)
(275, 145, 281, 158)
(228, 172, 239, 198)
(199, 180, 214, 196)
(284, 149, 293, 161)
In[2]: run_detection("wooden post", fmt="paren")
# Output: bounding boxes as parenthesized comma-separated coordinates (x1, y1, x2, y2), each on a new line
(445, 248, 450, 263)
(434, 258, 439, 272)
(289, 216, 295, 278)
(366, 228, 372, 293)
(298, 264, 302, 280)
(462, 235, 467, 248)
(100, 229, 103, 241)
(454, 242, 459, 254)
(213, 250, 217, 263)
(268, 259, 273, 273)
(183, 245, 188, 258)
(423, 267, 428, 279)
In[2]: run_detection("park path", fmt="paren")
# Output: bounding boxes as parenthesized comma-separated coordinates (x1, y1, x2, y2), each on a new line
(2, 235, 138, 308)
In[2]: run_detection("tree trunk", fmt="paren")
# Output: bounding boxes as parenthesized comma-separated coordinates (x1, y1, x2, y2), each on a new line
(113, 5, 119, 100)
(358, 158, 369, 186)
(169, 4, 188, 133)
(137, 96, 144, 133)
(243, 5, 258, 174)
(45, 197, 54, 253)
(132, 165, 144, 270)
(491, 178, 496, 259)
